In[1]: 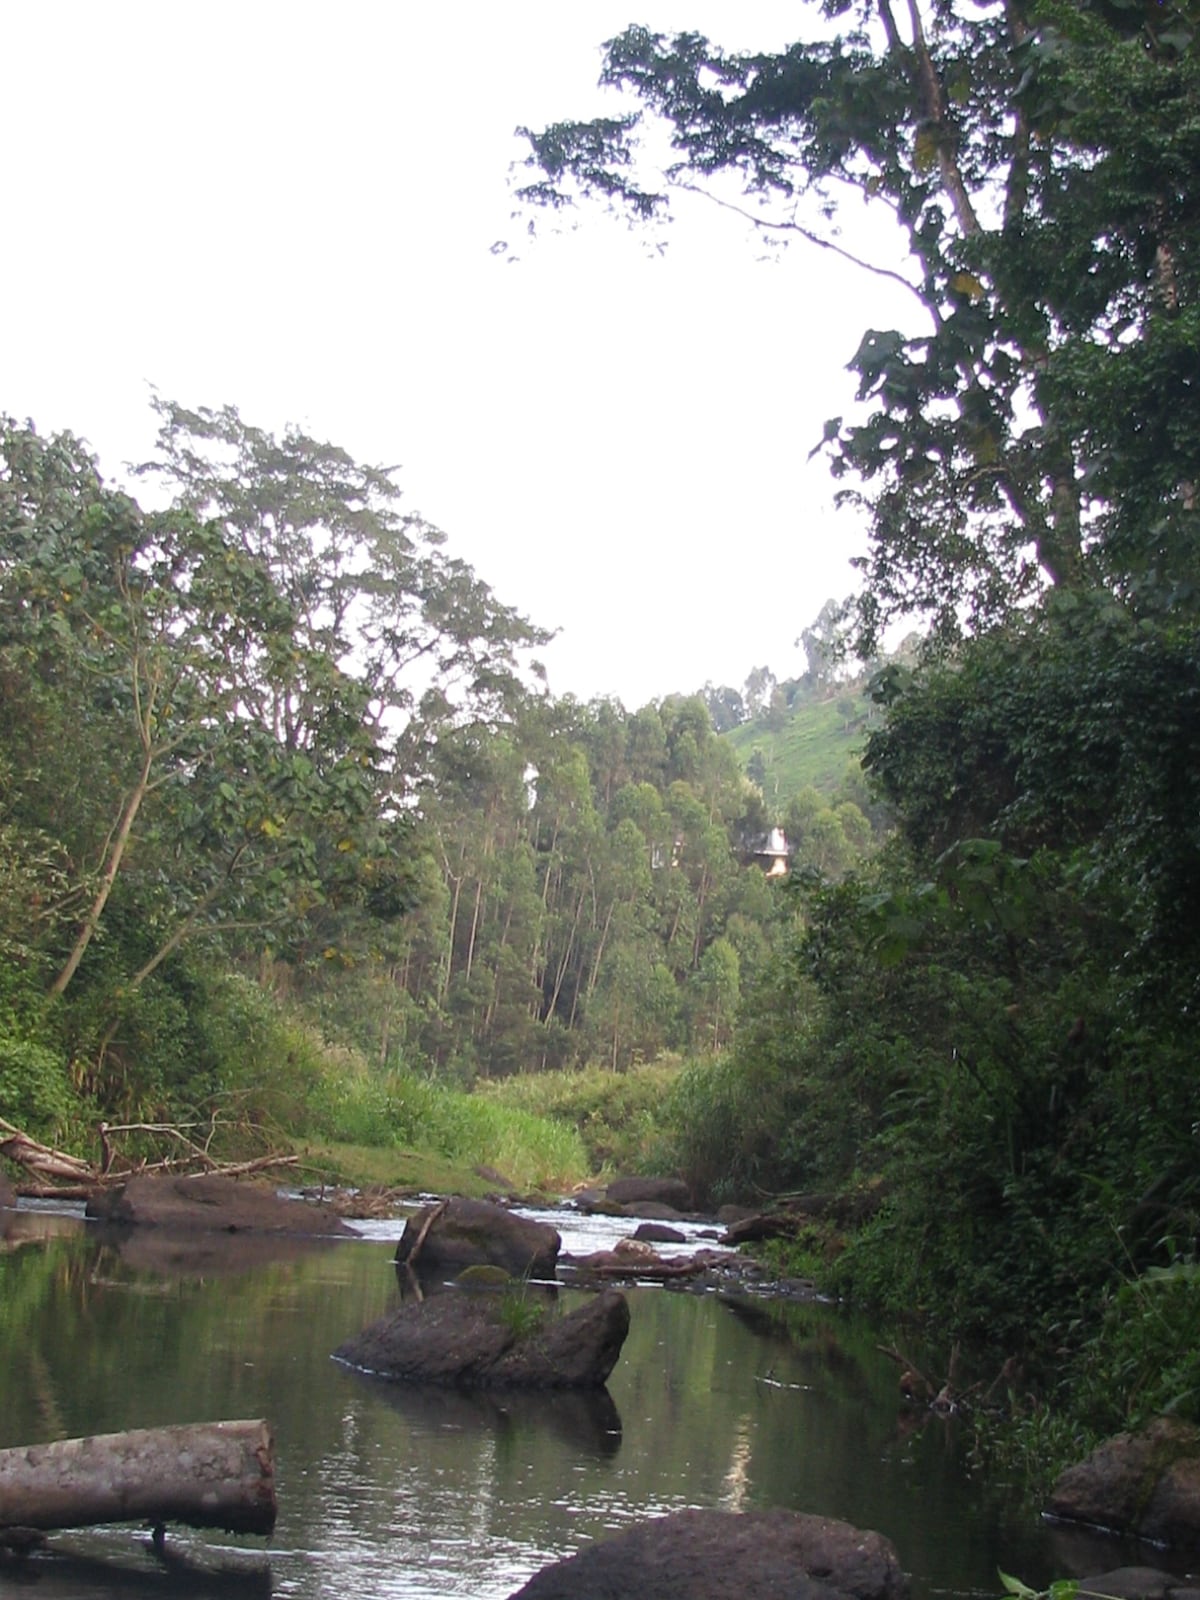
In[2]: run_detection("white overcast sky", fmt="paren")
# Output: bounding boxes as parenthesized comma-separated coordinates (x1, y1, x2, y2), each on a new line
(4, 3, 916, 709)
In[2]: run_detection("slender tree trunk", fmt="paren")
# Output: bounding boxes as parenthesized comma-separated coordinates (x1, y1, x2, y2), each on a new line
(441, 866, 464, 1004)
(50, 748, 154, 998)
(546, 885, 586, 1023)
(464, 877, 485, 981)
(587, 901, 616, 1001)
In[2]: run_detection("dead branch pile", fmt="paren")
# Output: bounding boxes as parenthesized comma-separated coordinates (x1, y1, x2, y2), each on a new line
(0, 1115, 297, 1199)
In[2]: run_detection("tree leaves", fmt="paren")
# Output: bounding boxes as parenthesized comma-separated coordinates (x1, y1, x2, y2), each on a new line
(516, 6, 1200, 650)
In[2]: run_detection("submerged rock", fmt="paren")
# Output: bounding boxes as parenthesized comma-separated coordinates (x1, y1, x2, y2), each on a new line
(506, 1507, 908, 1600)
(334, 1285, 629, 1389)
(85, 1173, 353, 1236)
(395, 1197, 559, 1280)
(1047, 1417, 1200, 1550)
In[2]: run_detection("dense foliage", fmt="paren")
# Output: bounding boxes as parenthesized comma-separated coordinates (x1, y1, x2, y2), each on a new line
(516, 0, 1200, 1441)
(0, 404, 879, 1161)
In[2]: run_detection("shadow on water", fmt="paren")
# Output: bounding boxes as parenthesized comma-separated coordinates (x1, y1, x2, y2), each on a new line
(92, 1225, 348, 1282)
(1, 1535, 271, 1600)
(336, 1365, 623, 1458)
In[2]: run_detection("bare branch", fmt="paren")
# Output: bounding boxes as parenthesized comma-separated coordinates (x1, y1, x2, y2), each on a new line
(674, 181, 931, 316)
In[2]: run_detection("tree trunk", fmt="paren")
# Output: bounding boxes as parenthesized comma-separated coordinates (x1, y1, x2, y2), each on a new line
(48, 747, 154, 998)
(0, 1420, 276, 1535)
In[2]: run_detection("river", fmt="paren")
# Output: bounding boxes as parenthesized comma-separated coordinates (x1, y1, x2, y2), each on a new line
(0, 1201, 1160, 1599)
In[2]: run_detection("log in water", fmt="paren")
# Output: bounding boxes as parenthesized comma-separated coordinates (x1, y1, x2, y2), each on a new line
(0, 1420, 276, 1536)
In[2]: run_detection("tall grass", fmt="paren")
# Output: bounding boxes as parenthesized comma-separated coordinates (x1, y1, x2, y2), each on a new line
(184, 974, 588, 1192)
(479, 1059, 684, 1176)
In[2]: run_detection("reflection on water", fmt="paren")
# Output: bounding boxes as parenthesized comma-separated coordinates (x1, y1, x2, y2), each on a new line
(0, 1216, 1173, 1600)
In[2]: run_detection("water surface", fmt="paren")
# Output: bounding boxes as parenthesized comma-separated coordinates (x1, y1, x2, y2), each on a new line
(0, 1206, 1160, 1598)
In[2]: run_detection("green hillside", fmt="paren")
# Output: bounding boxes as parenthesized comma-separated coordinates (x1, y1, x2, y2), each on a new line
(723, 690, 878, 807)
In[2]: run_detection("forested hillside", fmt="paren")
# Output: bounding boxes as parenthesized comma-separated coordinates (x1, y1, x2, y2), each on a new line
(0, 403, 886, 1153)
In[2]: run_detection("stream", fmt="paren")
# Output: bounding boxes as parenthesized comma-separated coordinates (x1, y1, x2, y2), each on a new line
(0, 1200, 1163, 1599)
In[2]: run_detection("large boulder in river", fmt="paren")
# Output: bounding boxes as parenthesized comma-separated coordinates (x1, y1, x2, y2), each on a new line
(507, 1508, 908, 1600)
(0, 1173, 15, 1210)
(1047, 1417, 1200, 1548)
(85, 1173, 353, 1236)
(395, 1197, 559, 1280)
(335, 1286, 629, 1389)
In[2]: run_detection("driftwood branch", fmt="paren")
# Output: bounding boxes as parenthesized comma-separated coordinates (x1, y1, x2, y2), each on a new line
(0, 1124, 94, 1184)
(878, 1340, 987, 1414)
(0, 1420, 276, 1536)
(0, 1117, 296, 1197)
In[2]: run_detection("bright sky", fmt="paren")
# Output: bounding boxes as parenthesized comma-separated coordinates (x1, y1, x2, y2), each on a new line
(4, 3, 915, 709)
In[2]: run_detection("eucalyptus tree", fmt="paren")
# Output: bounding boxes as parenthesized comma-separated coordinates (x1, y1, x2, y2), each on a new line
(516, 0, 1200, 647)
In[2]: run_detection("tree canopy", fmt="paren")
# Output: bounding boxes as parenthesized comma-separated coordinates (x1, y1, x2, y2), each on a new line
(516, 0, 1200, 649)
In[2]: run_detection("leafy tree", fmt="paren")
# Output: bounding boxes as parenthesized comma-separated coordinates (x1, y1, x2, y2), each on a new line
(516, 2, 1200, 648)
(689, 935, 741, 1051)
(742, 665, 777, 718)
(0, 404, 551, 1109)
(137, 398, 550, 769)
(700, 681, 747, 733)
(799, 598, 850, 690)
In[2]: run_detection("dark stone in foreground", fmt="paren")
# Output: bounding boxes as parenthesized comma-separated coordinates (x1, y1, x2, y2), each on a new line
(1047, 1418, 1200, 1549)
(84, 1174, 353, 1236)
(395, 1196, 559, 1279)
(335, 1286, 630, 1389)
(507, 1508, 908, 1600)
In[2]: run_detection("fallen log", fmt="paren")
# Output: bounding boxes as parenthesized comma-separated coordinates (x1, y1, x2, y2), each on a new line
(0, 1420, 276, 1536)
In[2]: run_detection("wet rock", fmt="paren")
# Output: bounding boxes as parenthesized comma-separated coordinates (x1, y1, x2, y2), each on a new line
(605, 1177, 691, 1211)
(1047, 1418, 1200, 1549)
(395, 1197, 559, 1280)
(560, 1238, 728, 1284)
(0, 1174, 15, 1210)
(1074, 1569, 1200, 1600)
(335, 1285, 629, 1389)
(84, 1174, 353, 1236)
(633, 1223, 687, 1244)
(507, 1507, 908, 1600)
(572, 1189, 632, 1218)
(631, 1201, 687, 1221)
(721, 1212, 796, 1246)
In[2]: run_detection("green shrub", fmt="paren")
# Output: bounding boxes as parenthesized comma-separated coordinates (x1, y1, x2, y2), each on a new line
(0, 1032, 74, 1139)
(1063, 1264, 1200, 1432)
